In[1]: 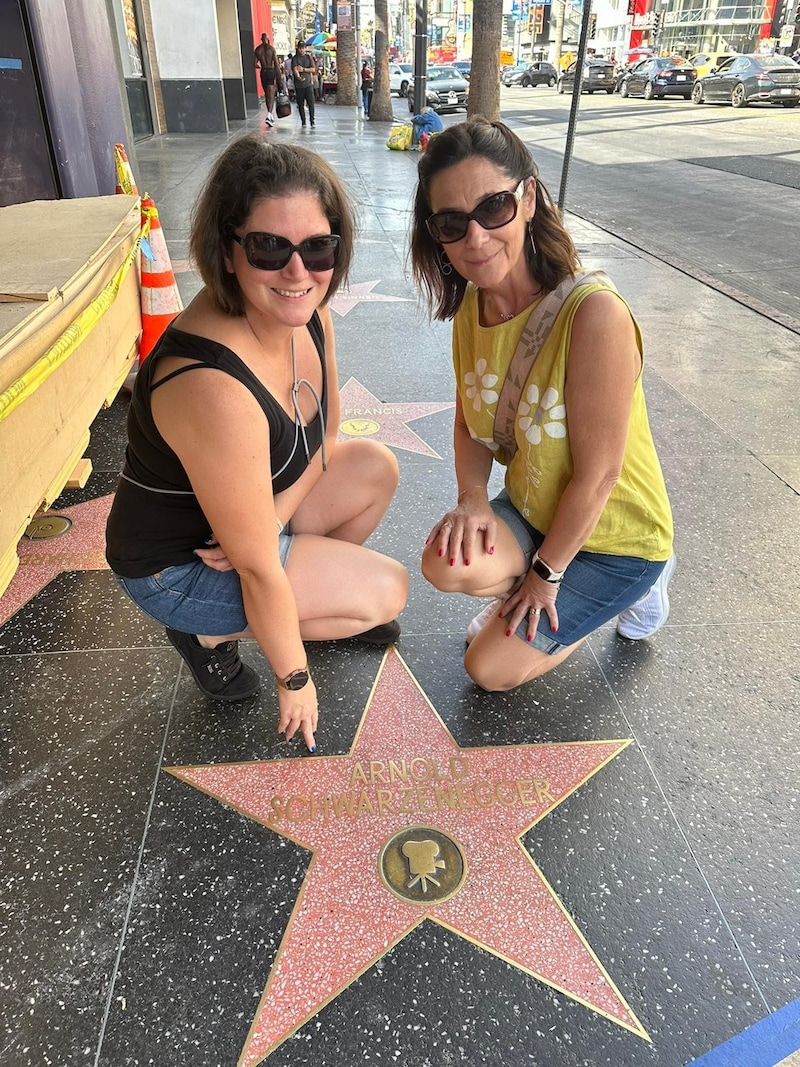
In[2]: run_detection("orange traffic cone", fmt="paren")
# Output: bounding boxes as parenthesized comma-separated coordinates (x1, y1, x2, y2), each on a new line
(114, 143, 139, 196)
(139, 196, 183, 363)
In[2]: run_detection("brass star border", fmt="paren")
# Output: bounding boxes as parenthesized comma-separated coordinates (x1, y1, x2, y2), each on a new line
(168, 648, 649, 1064)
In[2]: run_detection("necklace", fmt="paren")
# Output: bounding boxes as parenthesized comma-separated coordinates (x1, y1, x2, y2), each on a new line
(245, 317, 328, 472)
(488, 285, 543, 324)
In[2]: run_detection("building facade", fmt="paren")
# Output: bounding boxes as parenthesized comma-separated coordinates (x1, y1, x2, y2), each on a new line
(0, 0, 299, 208)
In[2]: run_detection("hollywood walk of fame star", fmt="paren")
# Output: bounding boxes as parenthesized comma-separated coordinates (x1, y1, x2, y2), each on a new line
(338, 377, 454, 458)
(0, 495, 113, 627)
(328, 279, 412, 317)
(169, 648, 649, 1066)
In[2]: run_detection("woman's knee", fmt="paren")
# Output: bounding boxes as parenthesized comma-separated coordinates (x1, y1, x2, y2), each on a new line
(421, 543, 458, 592)
(377, 557, 410, 619)
(463, 641, 550, 692)
(420, 543, 486, 594)
(463, 645, 517, 692)
(346, 439, 399, 494)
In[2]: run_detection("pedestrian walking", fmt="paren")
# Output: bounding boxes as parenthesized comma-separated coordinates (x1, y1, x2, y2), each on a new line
(292, 41, 318, 128)
(255, 33, 283, 126)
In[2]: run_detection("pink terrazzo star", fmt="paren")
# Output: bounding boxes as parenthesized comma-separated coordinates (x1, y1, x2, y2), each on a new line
(169, 648, 649, 1066)
(338, 377, 454, 458)
(0, 495, 113, 627)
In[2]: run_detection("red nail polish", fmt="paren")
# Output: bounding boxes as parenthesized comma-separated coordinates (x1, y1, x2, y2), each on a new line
(527, 634, 533, 642)
(553, 625, 558, 633)
(449, 558, 455, 566)
(489, 545, 494, 554)
(439, 549, 444, 557)
(505, 629, 512, 637)
(464, 559, 470, 566)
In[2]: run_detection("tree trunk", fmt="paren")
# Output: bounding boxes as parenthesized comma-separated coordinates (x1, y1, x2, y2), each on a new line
(468, 0, 503, 121)
(335, 29, 358, 107)
(369, 0, 393, 122)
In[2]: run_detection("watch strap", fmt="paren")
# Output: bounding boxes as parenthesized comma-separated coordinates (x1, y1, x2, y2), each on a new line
(531, 552, 565, 583)
(276, 666, 310, 690)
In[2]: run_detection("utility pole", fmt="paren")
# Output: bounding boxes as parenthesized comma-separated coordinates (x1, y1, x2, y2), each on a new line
(413, 0, 428, 114)
(354, 0, 363, 114)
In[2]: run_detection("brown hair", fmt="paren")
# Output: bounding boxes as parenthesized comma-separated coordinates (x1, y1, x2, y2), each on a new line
(190, 134, 355, 316)
(410, 120, 580, 321)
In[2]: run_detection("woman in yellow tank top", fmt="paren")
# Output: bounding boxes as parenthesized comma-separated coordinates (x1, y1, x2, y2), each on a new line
(410, 120, 675, 693)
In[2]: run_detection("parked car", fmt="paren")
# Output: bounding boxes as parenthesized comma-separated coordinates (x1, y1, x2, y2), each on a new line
(619, 57, 696, 99)
(691, 53, 800, 108)
(557, 59, 616, 94)
(502, 61, 558, 88)
(452, 60, 472, 80)
(389, 62, 412, 97)
(407, 65, 469, 112)
(688, 52, 734, 79)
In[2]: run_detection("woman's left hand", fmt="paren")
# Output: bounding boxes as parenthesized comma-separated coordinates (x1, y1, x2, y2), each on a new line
(501, 571, 560, 641)
(194, 542, 235, 572)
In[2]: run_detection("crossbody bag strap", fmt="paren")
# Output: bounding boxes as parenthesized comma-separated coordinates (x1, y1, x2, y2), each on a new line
(492, 269, 613, 460)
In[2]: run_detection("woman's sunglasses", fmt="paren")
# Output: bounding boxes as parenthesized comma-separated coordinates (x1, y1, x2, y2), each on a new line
(426, 180, 526, 244)
(231, 231, 341, 272)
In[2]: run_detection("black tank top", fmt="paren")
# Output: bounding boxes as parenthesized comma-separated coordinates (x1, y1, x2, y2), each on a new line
(106, 314, 327, 578)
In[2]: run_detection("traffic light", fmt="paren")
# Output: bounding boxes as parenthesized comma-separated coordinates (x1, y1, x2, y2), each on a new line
(652, 10, 661, 34)
(589, 13, 597, 37)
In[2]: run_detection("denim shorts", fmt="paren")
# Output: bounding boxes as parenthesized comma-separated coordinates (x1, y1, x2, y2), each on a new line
(115, 529, 294, 636)
(491, 490, 668, 654)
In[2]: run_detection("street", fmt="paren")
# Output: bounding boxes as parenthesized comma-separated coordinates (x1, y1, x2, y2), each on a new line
(487, 86, 800, 332)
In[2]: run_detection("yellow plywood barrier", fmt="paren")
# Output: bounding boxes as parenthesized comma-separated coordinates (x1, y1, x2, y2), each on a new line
(0, 195, 144, 599)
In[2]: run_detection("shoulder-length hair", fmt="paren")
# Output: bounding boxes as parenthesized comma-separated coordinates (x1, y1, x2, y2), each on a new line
(190, 134, 355, 316)
(410, 120, 580, 321)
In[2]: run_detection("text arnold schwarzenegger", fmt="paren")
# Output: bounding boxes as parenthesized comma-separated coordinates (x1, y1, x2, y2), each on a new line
(265, 756, 556, 826)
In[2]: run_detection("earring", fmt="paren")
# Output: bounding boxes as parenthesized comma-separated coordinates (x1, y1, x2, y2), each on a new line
(439, 249, 453, 276)
(528, 220, 537, 259)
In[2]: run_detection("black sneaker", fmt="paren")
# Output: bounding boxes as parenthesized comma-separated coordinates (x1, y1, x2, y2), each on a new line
(165, 628, 260, 701)
(350, 619, 400, 645)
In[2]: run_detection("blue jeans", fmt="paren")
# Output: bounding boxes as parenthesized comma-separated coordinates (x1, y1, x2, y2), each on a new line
(115, 529, 294, 636)
(490, 490, 668, 654)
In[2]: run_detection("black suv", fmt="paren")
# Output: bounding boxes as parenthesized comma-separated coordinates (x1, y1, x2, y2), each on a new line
(502, 61, 558, 88)
(557, 59, 616, 94)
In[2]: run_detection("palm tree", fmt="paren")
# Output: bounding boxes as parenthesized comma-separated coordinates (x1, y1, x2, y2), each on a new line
(369, 0, 393, 122)
(336, 28, 358, 107)
(468, 0, 503, 121)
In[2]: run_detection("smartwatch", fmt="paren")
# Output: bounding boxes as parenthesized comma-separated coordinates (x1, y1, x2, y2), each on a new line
(531, 552, 566, 584)
(276, 666, 310, 691)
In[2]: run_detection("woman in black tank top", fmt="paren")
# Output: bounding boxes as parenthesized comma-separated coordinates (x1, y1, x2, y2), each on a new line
(106, 136, 408, 751)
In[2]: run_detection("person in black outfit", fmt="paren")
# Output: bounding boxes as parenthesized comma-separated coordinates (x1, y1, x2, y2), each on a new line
(292, 41, 317, 127)
(106, 136, 407, 751)
(360, 60, 373, 114)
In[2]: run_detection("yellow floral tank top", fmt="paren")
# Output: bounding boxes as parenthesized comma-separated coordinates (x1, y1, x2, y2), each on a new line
(452, 278, 673, 560)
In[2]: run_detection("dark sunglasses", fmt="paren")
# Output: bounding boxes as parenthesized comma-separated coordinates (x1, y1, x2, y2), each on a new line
(426, 180, 526, 244)
(231, 231, 341, 272)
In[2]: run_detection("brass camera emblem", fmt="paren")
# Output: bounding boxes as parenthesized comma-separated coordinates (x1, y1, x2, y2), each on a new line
(378, 826, 467, 905)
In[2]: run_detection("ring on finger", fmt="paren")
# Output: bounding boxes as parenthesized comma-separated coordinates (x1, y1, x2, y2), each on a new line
(441, 520, 453, 528)
(531, 607, 541, 615)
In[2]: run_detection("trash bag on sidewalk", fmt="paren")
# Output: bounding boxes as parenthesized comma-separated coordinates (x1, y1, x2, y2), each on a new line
(386, 123, 413, 151)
